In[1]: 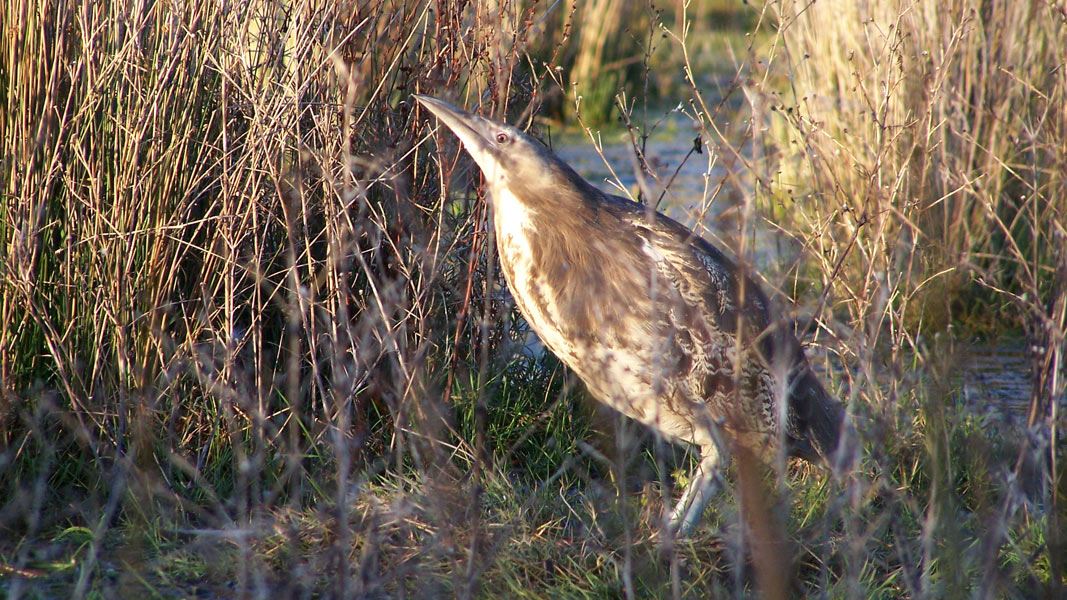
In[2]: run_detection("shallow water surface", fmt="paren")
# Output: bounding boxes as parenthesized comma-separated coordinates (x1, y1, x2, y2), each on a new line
(962, 343, 1037, 421)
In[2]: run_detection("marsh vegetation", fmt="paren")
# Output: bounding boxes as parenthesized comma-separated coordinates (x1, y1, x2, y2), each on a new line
(1, 0, 1064, 597)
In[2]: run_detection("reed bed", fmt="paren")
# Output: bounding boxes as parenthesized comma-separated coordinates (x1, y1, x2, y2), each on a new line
(1, 0, 1063, 597)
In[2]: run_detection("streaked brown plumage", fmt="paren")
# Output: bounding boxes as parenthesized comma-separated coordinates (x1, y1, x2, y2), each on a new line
(415, 95, 844, 535)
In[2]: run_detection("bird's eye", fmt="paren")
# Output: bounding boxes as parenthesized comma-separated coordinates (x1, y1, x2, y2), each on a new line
(495, 132, 509, 144)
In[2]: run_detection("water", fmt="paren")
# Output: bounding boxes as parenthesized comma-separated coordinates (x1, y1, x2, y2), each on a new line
(963, 343, 1037, 422)
(552, 118, 715, 210)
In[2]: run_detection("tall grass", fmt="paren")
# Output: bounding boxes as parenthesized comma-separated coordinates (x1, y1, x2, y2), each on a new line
(763, 0, 1066, 330)
(1, 0, 546, 595)
(1, 0, 1064, 597)
(737, 0, 1065, 596)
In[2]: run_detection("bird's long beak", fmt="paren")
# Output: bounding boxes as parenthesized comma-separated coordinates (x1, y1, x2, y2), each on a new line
(414, 95, 491, 158)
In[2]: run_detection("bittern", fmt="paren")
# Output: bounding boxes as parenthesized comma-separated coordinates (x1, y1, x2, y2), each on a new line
(415, 95, 844, 535)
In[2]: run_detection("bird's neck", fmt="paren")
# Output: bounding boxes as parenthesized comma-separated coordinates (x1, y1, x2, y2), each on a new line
(490, 186, 537, 239)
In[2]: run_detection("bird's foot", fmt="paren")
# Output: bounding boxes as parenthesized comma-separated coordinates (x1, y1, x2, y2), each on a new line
(667, 470, 723, 538)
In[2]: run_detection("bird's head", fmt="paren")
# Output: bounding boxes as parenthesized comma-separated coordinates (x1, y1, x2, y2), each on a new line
(414, 95, 589, 204)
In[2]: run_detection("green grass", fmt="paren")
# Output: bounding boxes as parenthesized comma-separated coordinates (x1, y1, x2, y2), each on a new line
(4, 357, 1054, 597)
(7, 374, 1051, 598)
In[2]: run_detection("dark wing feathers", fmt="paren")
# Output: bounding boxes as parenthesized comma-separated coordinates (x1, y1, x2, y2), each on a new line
(605, 194, 844, 463)
(787, 368, 845, 461)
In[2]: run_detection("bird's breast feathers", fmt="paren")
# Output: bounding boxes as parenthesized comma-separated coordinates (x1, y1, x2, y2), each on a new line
(489, 188, 724, 442)
(491, 187, 581, 365)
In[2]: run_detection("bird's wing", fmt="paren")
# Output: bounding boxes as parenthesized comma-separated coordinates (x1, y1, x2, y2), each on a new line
(606, 196, 843, 458)
(606, 197, 773, 344)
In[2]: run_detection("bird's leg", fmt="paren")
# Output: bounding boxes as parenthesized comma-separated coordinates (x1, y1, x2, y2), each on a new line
(668, 449, 723, 536)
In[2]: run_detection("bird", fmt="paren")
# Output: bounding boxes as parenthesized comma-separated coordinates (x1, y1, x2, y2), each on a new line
(414, 94, 845, 536)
